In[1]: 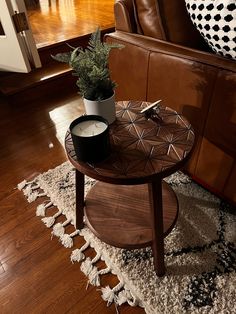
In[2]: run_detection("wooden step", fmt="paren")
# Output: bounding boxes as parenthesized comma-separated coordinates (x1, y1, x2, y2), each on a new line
(0, 62, 71, 96)
(0, 28, 114, 99)
(0, 61, 76, 105)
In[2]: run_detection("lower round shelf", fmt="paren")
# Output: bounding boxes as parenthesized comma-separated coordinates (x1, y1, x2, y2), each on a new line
(84, 181, 179, 249)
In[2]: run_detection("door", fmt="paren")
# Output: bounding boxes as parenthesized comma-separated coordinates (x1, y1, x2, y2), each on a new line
(0, 0, 41, 73)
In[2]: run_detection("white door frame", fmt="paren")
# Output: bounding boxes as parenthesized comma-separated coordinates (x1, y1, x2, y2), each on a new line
(0, 0, 41, 73)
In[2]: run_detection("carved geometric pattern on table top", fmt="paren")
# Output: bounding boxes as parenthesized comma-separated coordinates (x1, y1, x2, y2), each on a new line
(65, 100, 195, 180)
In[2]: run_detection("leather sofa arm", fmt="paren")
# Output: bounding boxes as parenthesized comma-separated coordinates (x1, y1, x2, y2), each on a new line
(107, 31, 236, 73)
(114, 0, 137, 33)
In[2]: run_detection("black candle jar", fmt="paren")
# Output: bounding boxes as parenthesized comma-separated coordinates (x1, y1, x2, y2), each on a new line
(69, 115, 111, 163)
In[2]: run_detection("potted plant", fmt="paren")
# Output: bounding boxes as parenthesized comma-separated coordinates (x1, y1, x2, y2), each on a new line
(52, 28, 124, 124)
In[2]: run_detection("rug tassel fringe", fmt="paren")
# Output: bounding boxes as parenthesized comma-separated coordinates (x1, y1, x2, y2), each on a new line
(41, 211, 62, 228)
(36, 201, 53, 217)
(71, 241, 90, 263)
(18, 180, 46, 203)
(51, 218, 72, 238)
(81, 250, 101, 273)
(60, 229, 80, 248)
(27, 191, 46, 203)
(17, 179, 35, 190)
(101, 286, 117, 306)
(81, 258, 94, 277)
(78, 251, 101, 286)
(89, 264, 111, 287)
(101, 282, 138, 308)
(117, 290, 129, 306)
(29, 184, 40, 190)
(117, 289, 139, 307)
(101, 281, 124, 307)
(88, 267, 100, 287)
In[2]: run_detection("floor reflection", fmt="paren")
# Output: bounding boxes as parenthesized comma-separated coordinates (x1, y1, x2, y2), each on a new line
(26, 0, 114, 47)
(48, 97, 84, 145)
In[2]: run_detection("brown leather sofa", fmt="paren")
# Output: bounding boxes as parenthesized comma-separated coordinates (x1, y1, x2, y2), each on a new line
(105, 0, 236, 205)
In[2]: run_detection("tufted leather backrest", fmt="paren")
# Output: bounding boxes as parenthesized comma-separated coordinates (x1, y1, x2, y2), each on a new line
(133, 0, 209, 50)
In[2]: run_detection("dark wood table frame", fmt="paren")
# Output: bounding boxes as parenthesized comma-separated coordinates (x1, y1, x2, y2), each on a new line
(65, 100, 195, 276)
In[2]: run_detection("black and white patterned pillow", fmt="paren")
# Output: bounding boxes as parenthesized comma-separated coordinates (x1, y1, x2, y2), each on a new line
(185, 0, 236, 60)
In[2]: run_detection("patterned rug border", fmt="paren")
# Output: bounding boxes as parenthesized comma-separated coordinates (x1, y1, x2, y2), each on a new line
(18, 162, 236, 314)
(18, 162, 146, 311)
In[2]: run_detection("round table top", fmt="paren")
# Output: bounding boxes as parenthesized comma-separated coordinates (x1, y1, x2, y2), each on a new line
(65, 100, 195, 184)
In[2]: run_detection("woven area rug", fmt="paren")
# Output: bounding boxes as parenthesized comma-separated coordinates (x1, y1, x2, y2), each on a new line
(19, 162, 236, 314)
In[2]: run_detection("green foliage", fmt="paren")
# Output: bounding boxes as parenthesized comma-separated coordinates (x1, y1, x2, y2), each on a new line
(52, 28, 124, 101)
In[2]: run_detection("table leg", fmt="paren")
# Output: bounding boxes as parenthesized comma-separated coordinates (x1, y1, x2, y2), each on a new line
(75, 169, 85, 229)
(148, 179, 165, 276)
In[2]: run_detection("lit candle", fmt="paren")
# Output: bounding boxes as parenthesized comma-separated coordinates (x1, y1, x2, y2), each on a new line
(72, 120, 107, 137)
(69, 115, 111, 162)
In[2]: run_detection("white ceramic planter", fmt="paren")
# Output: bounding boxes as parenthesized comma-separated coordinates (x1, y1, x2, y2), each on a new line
(83, 93, 116, 124)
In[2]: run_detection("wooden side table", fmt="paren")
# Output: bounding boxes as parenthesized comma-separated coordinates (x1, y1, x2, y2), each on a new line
(65, 100, 195, 276)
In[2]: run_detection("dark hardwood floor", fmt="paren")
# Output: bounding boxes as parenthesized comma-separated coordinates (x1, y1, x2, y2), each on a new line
(0, 1, 144, 312)
(0, 90, 145, 313)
